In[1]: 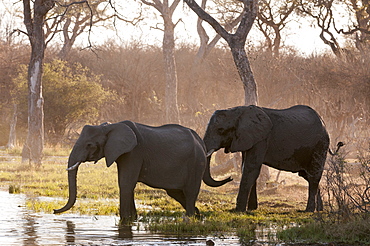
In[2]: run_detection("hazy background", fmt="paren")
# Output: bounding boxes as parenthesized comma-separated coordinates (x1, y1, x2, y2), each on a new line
(0, 0, 368, 158)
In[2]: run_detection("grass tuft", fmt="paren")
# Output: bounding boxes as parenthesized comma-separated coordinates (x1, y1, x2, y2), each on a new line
(277, 215, 370, 245)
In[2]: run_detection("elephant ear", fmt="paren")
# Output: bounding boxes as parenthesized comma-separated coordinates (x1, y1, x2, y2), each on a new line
(104, 123, 137, 167)
(230, 106, 272, 152)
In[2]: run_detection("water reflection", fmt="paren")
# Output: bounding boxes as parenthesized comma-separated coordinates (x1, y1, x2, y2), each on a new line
(23, 213, 39, 246)
(65, 220, 75, 244)
(118, 225, 134, 239)
(0, 190, 268, 245)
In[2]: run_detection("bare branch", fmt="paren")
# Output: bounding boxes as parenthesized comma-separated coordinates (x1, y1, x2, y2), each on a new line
(184, 0, 230, 41)
(109, 0, 143, 24)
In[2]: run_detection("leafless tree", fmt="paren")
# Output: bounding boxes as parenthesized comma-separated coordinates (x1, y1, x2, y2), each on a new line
(48, 0, 142, 60)
(257, 0, 297, 57)
(195, 0, 243, 63)
(141, 0, 181, 123)
(185, 0, 270, 185)
(185, 0, 258, 105)
(337, 0, 370, 53)
(299, 0, 344, 57)
(299, 0, 370, 58)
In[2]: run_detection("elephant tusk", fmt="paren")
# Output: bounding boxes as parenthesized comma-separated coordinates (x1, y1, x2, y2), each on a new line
(206, 149, 216, 157)
(66, 162, 82, 171)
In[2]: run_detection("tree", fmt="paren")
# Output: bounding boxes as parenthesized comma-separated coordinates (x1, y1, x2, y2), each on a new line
(257, 0, 297, 57)
(185, 0, 258, 105)
(47, 0, 142, 60)
(299, 0, 343, 57)
(195, 0, 243, 63)
(185, 0, 270, 186)
(13, 59, 114, 145)
(19, 0, 113, 164)
(21, 0, 56, 165)
(337, 0, 370, 53)
(185, 0, 243, 120)
(0, 2, 29, 148)
(299, 0, 370, 58)
(141, 0, 181, 123)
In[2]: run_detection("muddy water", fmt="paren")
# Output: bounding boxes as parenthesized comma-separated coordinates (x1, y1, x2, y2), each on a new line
(0, 191, 249, 245)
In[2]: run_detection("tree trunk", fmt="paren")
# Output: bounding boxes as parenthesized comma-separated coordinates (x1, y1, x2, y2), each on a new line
(140, 1, 181, 124)
(22, 0, 55, 165)
(57, 18, 73, 60)
(57, 38, 72, 61)
(162, 5, 180, 124)
(7, 104, 18, 149)
(229, 45, 258, 105)
(23, 52, 45, 165)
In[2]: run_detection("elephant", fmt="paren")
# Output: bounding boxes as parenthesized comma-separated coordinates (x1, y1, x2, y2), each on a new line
(54, 121, 231, 222)
(204, 105, 335, 212)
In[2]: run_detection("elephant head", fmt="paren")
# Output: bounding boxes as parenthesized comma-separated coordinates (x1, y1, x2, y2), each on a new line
(204, 106, 273, 156)
(54, 122, 137, 214)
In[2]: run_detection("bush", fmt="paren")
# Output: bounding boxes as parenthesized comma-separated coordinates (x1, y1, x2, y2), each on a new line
(12, 59, 118, 145)
(323, 147, 370, 219)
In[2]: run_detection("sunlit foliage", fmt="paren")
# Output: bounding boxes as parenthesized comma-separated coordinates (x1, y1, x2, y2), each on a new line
(12, 59, 117, 145)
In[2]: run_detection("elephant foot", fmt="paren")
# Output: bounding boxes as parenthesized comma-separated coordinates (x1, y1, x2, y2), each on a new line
(118, 226, 133, 239)
(304, 207, 315, 212)
(231, 206, 246, 213)
(184, 207, 202, 220)
(304, 203, 316, 212)
(119, 214, 137, 226)
(234, 208, 246, 213)
(194, 207, 201, 219)
(235, 203, 248, 213)
(231, 208, 255, 216)
(247, 202, 258, 211)
(119, 218, 134, 226)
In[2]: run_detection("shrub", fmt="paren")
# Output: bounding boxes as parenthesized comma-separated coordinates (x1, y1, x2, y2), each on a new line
(12, 59, 118, 145)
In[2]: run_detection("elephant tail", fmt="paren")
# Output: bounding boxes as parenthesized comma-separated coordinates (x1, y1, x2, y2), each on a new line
(329, 142, 344, 156)
(203, 156, 233, 187)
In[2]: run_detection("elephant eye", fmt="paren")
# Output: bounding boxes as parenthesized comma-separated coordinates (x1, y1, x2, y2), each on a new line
(217, 128, 225, 134)
(86, 143, 96, 150)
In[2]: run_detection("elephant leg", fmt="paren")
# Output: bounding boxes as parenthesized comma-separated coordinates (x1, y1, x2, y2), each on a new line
(166, 189, 199, 216)
(236, 167, 261, 212)
(306, 179, 320, 212)
(316, 187, 323, 211)
(118, 187, 137, 223)
(235, 142, 266, 212)
(166, 189, 186, 209)
(247, 182, 258, 210)
(117, 162, 139, 223)
(301, 144, 326, 212)
(300, 171, 321, 212)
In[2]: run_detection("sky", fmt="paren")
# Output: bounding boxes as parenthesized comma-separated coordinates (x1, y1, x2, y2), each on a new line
(0, 0, 333, 56)
(85, 1, 334, 57)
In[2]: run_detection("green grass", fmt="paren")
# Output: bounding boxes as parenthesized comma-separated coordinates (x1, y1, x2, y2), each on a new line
(1, 149, 369, 244)
(277, 214, 370, 244)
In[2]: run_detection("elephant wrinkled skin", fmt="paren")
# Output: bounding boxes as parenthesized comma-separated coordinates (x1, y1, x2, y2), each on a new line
(54, 121, 231, 222)
(204, 105, 333, 212)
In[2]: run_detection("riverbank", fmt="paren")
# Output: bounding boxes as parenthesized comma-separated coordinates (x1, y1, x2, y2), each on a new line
(0, 148, 369, 245)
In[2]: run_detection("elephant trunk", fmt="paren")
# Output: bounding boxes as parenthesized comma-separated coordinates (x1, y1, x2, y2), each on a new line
(203, 155, 233, 187)
(53, 158, 80, 214)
